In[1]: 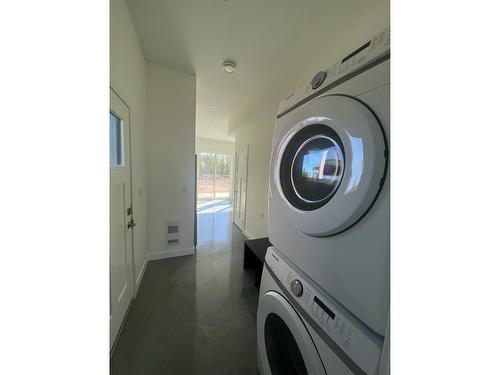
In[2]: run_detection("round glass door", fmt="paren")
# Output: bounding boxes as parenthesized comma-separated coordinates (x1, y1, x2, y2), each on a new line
(265, 313, 308, 375)
(270, 94, 388, 236)
(280, 124, 345, 211)
(257, 291, 326, 375)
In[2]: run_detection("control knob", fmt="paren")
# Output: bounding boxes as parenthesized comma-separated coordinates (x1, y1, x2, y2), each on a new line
(290, 279, 303, 297)
(310, 71, 327, 89)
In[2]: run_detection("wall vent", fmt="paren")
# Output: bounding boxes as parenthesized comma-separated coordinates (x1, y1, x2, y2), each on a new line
(166, 221, 180, 247)
(168, 225, 179, 234)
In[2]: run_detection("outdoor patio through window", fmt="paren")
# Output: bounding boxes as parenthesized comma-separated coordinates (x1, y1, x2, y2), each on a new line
(197, 152, 231, 201)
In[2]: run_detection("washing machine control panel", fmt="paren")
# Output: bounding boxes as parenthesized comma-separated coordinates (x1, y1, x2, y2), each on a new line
(266, 247, 383, 375)
(278, 27, 390, 116)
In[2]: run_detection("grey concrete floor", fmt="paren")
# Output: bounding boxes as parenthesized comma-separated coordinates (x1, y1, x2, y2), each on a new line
(111, 201, 259, 375)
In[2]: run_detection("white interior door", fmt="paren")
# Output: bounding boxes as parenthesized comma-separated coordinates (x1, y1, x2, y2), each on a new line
(233, 144, 248, 230)
(110, 89, 134, 349)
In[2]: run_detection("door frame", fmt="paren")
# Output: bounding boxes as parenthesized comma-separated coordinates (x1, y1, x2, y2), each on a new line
(241, 144, 249, 229)
(110, 83, 137, 298)
(194, 154, 197, 249)
(233, 144, 249, 230)
(234, 150, 240, 222)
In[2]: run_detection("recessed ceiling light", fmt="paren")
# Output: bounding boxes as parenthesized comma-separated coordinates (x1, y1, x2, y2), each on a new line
(222, 60, 237, 73)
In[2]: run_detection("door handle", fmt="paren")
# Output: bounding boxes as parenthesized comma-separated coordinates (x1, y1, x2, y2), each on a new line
(127, 219, 136, 229)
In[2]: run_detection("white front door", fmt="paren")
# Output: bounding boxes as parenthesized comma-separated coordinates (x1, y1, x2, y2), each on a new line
(233, 144, 248, 230)
(110, 88, 134, 349)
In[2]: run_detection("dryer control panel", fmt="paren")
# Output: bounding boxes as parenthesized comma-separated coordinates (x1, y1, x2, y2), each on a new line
(277, 27, 390, 116)
(265, 246, 384, 375)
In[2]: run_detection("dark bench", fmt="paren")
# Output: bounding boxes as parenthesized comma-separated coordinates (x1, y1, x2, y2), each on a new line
(243, 237, 272, 288)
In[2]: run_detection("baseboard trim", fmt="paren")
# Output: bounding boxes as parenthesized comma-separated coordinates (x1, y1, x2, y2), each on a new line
(242, 229, 255, 240)
(233, 221, 245, 232)
(148, 247, 195, 261)
(135, 256, 148, 293)
(232, 223, 257, 240)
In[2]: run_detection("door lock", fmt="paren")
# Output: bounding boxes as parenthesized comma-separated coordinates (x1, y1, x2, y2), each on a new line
(127, 219, 136, 229)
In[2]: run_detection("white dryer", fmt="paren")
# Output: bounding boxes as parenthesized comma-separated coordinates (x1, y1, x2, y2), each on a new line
(257, 247, 383, 375)
(268, 28, 390, 336)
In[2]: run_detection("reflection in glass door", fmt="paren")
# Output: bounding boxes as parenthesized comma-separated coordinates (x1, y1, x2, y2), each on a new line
(197, 152, 231, 201)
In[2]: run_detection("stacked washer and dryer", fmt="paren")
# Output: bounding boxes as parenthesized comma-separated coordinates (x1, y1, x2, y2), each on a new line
(257, 28, 390, 375)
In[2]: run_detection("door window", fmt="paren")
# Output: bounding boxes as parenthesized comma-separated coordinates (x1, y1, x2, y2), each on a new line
(280, 124, 345, 211)
(110, 112, 124, 166)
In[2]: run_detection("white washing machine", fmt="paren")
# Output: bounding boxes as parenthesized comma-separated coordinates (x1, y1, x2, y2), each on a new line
(268, 28, 390, 336)
(257, 247, 383, 375)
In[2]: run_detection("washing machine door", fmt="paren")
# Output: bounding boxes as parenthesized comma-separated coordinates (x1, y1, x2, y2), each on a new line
(257, 291, 326, 375)
(270, 94, 387, 236)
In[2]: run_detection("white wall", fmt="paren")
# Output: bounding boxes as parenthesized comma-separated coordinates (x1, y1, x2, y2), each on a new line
(232, 101, 278, 239)
(110, 0, 148, 289)
(146, 62, 197, 257)
(195, 137, 234, 155)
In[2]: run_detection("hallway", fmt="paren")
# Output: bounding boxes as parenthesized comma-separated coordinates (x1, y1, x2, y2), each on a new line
(196, 199, 232, 247)
(111, 201, 258, 374)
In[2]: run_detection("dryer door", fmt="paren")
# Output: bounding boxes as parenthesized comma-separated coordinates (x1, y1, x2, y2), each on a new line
(270, 94, 387, 236)
(257, 291, 326, 375)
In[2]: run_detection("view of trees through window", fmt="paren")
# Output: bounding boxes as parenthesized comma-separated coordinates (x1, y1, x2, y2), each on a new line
(197, 152, 231, 201)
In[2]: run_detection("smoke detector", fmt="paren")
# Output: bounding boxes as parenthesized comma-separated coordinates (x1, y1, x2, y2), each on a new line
(222, 60, 237, 73)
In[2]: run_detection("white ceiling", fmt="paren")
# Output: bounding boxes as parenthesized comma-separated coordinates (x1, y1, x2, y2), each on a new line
(125, 0, 389, 142)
